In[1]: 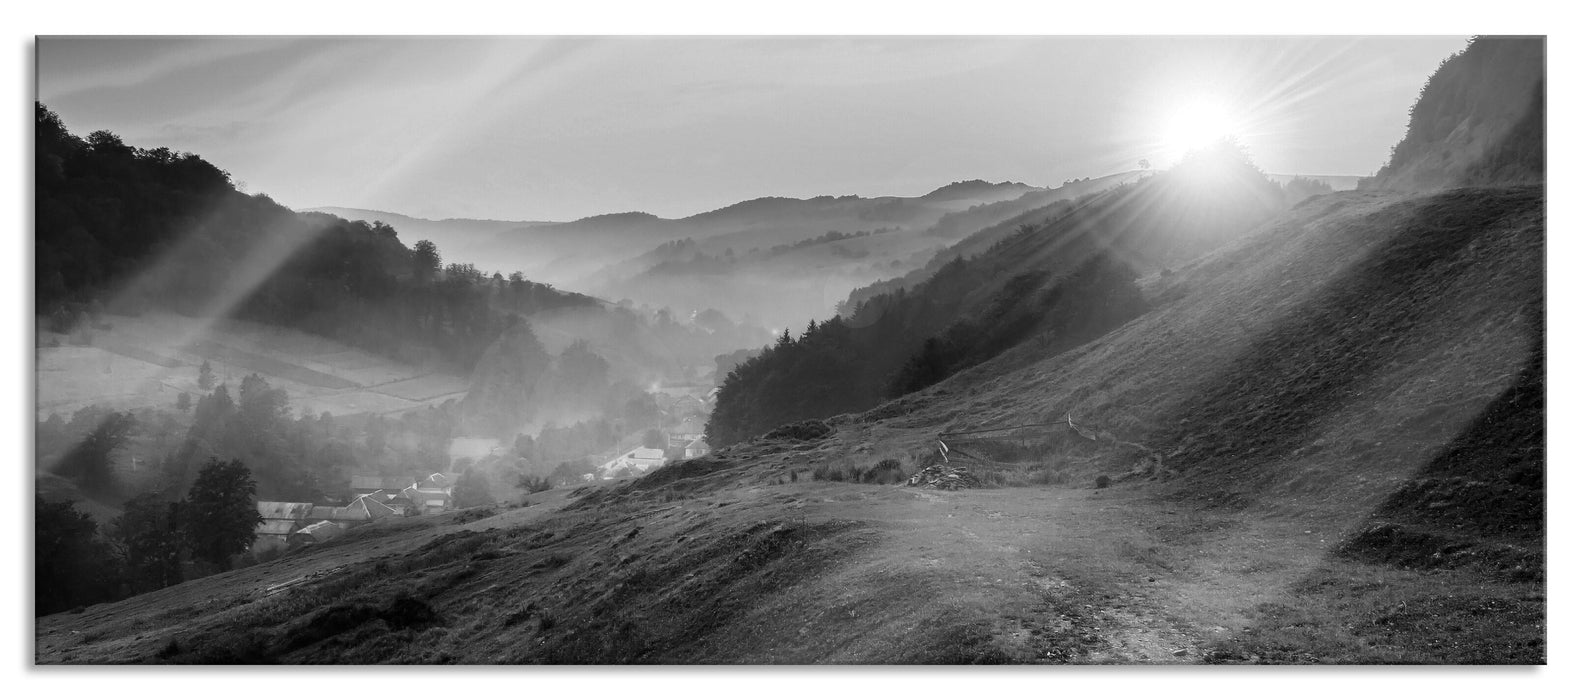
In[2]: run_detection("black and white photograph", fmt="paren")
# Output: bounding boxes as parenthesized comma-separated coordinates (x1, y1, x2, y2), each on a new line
(17, 9, 1558, 677)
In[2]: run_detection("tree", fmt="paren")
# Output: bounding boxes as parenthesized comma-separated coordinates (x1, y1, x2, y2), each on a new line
(36, 497, 120, 615)
(1139, 158, 1151, 170)
(451, 468, 493, 508)
(513, 432, 536, 461)
(413, 240, 441, 283)
(197, 360, 215, 390)
(550, 459, 594, 487)
(182, 458, 262, 571)
(517, 472, 553, 495)
(112, 494, 185, 594)
(52, 411, 134, 500)
(175, 391, 192, 413)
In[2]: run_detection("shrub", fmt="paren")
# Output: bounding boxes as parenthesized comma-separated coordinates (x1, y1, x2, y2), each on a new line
(763, 420, 834, 442)
(1095, 475, 1112, 489)
(862, 458, 909, 485)
(518, 474, 554, 494)
(811, 461, 863, 482)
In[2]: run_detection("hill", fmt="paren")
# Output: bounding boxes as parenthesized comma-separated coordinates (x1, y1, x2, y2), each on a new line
(486, 181, 1045, 291)
(36, 310, 469, 422)
(34, 37, 1544, 665)
(1362, 36, 1544, 191)
(36, 180, 1542, 663)
(839, 171, 1146, 313)
(580, 175, 1144, 334)
(35, 103, 598, 373)
(706, 142, 1286, 446)
(299, 207, 555, 270)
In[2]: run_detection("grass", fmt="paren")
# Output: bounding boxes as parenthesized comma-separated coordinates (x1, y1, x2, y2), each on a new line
(809, 457, 910, 485)
(1205, 560, 1544, 664)
(34, 187, 1547, 665)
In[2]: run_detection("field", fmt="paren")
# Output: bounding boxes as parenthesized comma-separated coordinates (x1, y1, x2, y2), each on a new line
(35, 311, 468, 420)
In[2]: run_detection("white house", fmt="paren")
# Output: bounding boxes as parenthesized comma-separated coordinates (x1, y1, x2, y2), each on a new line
(684, 438, 711, 459)
(598, 447, 669, 478)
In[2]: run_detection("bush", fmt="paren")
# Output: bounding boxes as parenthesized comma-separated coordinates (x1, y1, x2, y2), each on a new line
(763, 420, 834, 442)
(1095, 475, 1111, 489)
(862, 458, 909, 485)
(517, 474, 553, 494)
(812, 461, 864, 482)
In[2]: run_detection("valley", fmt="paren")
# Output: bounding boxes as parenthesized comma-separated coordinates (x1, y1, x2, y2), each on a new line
(31, 34, 1546, 668)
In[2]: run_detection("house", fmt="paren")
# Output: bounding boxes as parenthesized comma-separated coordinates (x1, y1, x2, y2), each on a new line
(596, 446, 669, 479)
(385, 494, 415, 515)
(288, 520, 345, 548)
(332, 495, 398, 523)
(684, 437, 711, 459)
(668, 395, 707, 419)
(627, 447, 667, 471)
(669, 416, 707, 447)
(253, 501, 316, 552)
(421, 472, 462, 490)
(402, 484, 452, 515)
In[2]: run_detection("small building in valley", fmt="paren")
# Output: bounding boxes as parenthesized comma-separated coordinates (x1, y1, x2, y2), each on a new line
(253, 501, 316, 552)
(684, 438, 711, 459)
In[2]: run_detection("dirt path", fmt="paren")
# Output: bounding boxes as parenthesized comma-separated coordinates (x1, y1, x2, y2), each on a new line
(35, 476, 1506, 664)
(768, 481, 1338, 663)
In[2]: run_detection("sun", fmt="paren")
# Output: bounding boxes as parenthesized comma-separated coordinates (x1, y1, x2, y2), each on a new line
(1160, 97, 1240, 161)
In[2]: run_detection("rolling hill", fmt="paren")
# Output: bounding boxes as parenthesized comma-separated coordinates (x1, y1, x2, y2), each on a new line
(484, 180, 1043, 288)
(298, 207, 555, 271)
(34, 36, 1544, 665)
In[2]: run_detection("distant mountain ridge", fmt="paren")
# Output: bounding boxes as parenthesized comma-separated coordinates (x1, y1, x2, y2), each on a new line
(299, 207, 555, 270)
(305, 181, 1043, 288)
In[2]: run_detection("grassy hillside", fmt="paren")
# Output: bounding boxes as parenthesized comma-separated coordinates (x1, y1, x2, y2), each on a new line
(35, 37, 1543, 665)
(36, 311, 469, 422)
(39, 179, 1541, 664)
(705, 144, 1284, 446)
(1364, 36, 1544, 191)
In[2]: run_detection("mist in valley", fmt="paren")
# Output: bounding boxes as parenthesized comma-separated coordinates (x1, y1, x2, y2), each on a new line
(27, 34, 1550, 669)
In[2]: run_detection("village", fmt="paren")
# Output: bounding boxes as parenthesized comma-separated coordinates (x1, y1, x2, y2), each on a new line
(250, 386, 715, 554)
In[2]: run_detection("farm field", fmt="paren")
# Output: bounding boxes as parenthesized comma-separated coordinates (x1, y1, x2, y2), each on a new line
(35, 311, 469, 420)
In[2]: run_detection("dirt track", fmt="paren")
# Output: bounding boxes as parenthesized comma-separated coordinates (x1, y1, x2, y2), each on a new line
(41, 472, 1524, 664)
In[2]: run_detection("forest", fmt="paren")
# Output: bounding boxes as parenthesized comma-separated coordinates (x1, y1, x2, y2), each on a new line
(708, 142, 1305, 447)
(706, 242, 1149, 446)
(36, 102, 600, 372)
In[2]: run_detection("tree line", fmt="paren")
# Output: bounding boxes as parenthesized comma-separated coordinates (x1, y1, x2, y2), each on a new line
(36, 102, 598, 372)
(706, 241, 1148, 446)
(708, 144, 1292, 447)
(37, 458, 261, 616)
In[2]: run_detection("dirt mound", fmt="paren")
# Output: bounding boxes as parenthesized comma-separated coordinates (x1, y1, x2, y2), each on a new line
(906, 463, 982, 490)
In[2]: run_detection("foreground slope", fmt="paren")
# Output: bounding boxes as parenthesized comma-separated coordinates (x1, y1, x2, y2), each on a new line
(37, 182, 1542, 664)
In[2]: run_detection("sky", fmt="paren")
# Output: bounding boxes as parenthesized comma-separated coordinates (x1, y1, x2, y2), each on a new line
(36, 35, 1469, 222)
